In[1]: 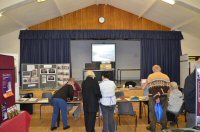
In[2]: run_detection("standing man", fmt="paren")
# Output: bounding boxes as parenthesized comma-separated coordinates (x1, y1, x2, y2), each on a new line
(184, 60, 200, 128)
(51, 80, 74, 131)
(99, 72, 116, 132)
(143, 65, 170, 132)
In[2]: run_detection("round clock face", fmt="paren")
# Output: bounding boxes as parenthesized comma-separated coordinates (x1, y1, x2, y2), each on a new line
(99, 17, 105, 23)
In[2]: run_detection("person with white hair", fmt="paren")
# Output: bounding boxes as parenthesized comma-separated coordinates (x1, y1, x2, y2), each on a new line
(167, 82, 183, 125)
(82, 70, 102, 132)
(184, 59, 200, 128)
(143, 64, 170, 132)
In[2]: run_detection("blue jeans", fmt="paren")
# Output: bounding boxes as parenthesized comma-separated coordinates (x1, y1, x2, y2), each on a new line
(51, 98, 68, 128)
(100, 104, 116, 132)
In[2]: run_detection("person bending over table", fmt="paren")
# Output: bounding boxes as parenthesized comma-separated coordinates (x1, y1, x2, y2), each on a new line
(67, 78, 82, 119)
(51, 80, 74, 131)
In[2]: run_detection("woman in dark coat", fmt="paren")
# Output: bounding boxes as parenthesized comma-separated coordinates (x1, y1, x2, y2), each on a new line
(82, 70, 102, 132)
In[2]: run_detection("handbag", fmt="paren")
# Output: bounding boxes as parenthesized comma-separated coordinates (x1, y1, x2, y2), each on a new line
(154, 103, 164, 122)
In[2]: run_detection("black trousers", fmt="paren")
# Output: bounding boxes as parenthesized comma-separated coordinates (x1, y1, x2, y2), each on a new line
(167, 111, 177, 122)
(84, 111, 97, 132)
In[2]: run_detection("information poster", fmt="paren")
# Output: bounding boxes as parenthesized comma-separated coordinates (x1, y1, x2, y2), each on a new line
(1, 103, 8, 121)
(2, 74, 14, 98)
(196, 68, 200, 126)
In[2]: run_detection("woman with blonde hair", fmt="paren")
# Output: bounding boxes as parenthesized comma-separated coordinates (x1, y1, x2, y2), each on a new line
(82, 70, 102, 132)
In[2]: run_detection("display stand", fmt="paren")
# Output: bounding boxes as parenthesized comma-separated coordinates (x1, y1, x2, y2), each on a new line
(0, 54, 15, 124)
(21, 63, 70, 89)
(196, 67, 200, 126)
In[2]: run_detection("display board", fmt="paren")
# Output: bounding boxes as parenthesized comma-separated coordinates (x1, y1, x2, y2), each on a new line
(21, 64, 39, 89)
(21, 64, 70, 89)
(0, 54, 15, 124)
(196, 68, 200, 126)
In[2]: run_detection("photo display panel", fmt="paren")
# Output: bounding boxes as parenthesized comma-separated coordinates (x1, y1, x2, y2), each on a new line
(21, 64, 39, 89)
(21, 63, 70, 89)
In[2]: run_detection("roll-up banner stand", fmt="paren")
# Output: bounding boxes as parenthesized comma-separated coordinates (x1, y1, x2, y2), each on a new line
(196, 67, 200, 126)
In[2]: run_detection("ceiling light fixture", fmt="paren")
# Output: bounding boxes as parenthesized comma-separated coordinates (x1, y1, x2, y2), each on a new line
(0, 12, 3, 17)
(162, 0, 175, 5)
(37, 0, 47, 3)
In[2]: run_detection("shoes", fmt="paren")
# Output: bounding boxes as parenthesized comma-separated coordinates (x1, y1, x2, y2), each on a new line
(50, 127, 57, 131)
(146, 126, 151, 131)
(57, 122, 60, 127)
(169, 121, 176, 126)
(63, 125, 70, 130)
(146, 125, 156, 132)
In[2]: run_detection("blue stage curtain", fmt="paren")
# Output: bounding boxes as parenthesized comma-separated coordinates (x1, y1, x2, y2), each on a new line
(19, 30, 183, 83)
(141, 39, 182, 83)
(20, 39, 70, 64)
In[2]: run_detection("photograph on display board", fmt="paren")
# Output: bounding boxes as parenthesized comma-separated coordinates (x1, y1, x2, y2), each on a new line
(40, 68, 47, 74)
(62, 65, 70, 70)
(23, 71, 31, 77)
(57, 75, 63, 81)
(57, 81, 64, 87)
(31, 77, 39, 83)
(48, 68, 56, 74)
(42, 77, 46, 84)
(57, 69, 64, 75)
(32, 69, 37, 77)
(63, 76, 69, 81)
(2, 74, 14, 98)
(57, 65, 62, 69)
(23, 77, 31, 84)
(47, 75, 55, 81)
(63, 71, 70, 76)
(42, 75, 46, 78)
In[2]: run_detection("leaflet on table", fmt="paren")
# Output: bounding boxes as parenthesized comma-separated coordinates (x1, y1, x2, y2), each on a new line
(37, 98, 49, 103)
(28, 98, 38, 102)
(18, 98, 29, 102)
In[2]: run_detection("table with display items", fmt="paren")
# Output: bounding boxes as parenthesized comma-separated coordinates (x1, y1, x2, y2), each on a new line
(116, 68, 140, 84)
(16, 98, 81, 104)
(117, 95, 149, 121)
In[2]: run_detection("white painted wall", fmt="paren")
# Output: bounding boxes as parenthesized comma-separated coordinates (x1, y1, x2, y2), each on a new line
(0, 30, 20, 55)
(181, 32, 200, 56)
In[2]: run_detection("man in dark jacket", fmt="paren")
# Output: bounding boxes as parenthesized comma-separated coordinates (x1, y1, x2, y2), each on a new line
(51, 81, 74, 131)
(184, 60, 200, 128)
(82, 70, 102, 132)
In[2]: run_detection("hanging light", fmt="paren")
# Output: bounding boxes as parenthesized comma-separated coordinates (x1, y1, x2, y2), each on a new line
(37, 0, 47, 3)
(0, 12, 3, 17)
(162, 0, 175, 5)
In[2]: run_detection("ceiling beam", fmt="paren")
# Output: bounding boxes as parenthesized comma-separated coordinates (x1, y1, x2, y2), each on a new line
(53, 0, 63, 16)
(176, 0, 200, 14)
(0, 0, 33, 12)
(138, 0, 157, 18)
(171, 16, 198, 30)
(5, 14, 28, 29)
